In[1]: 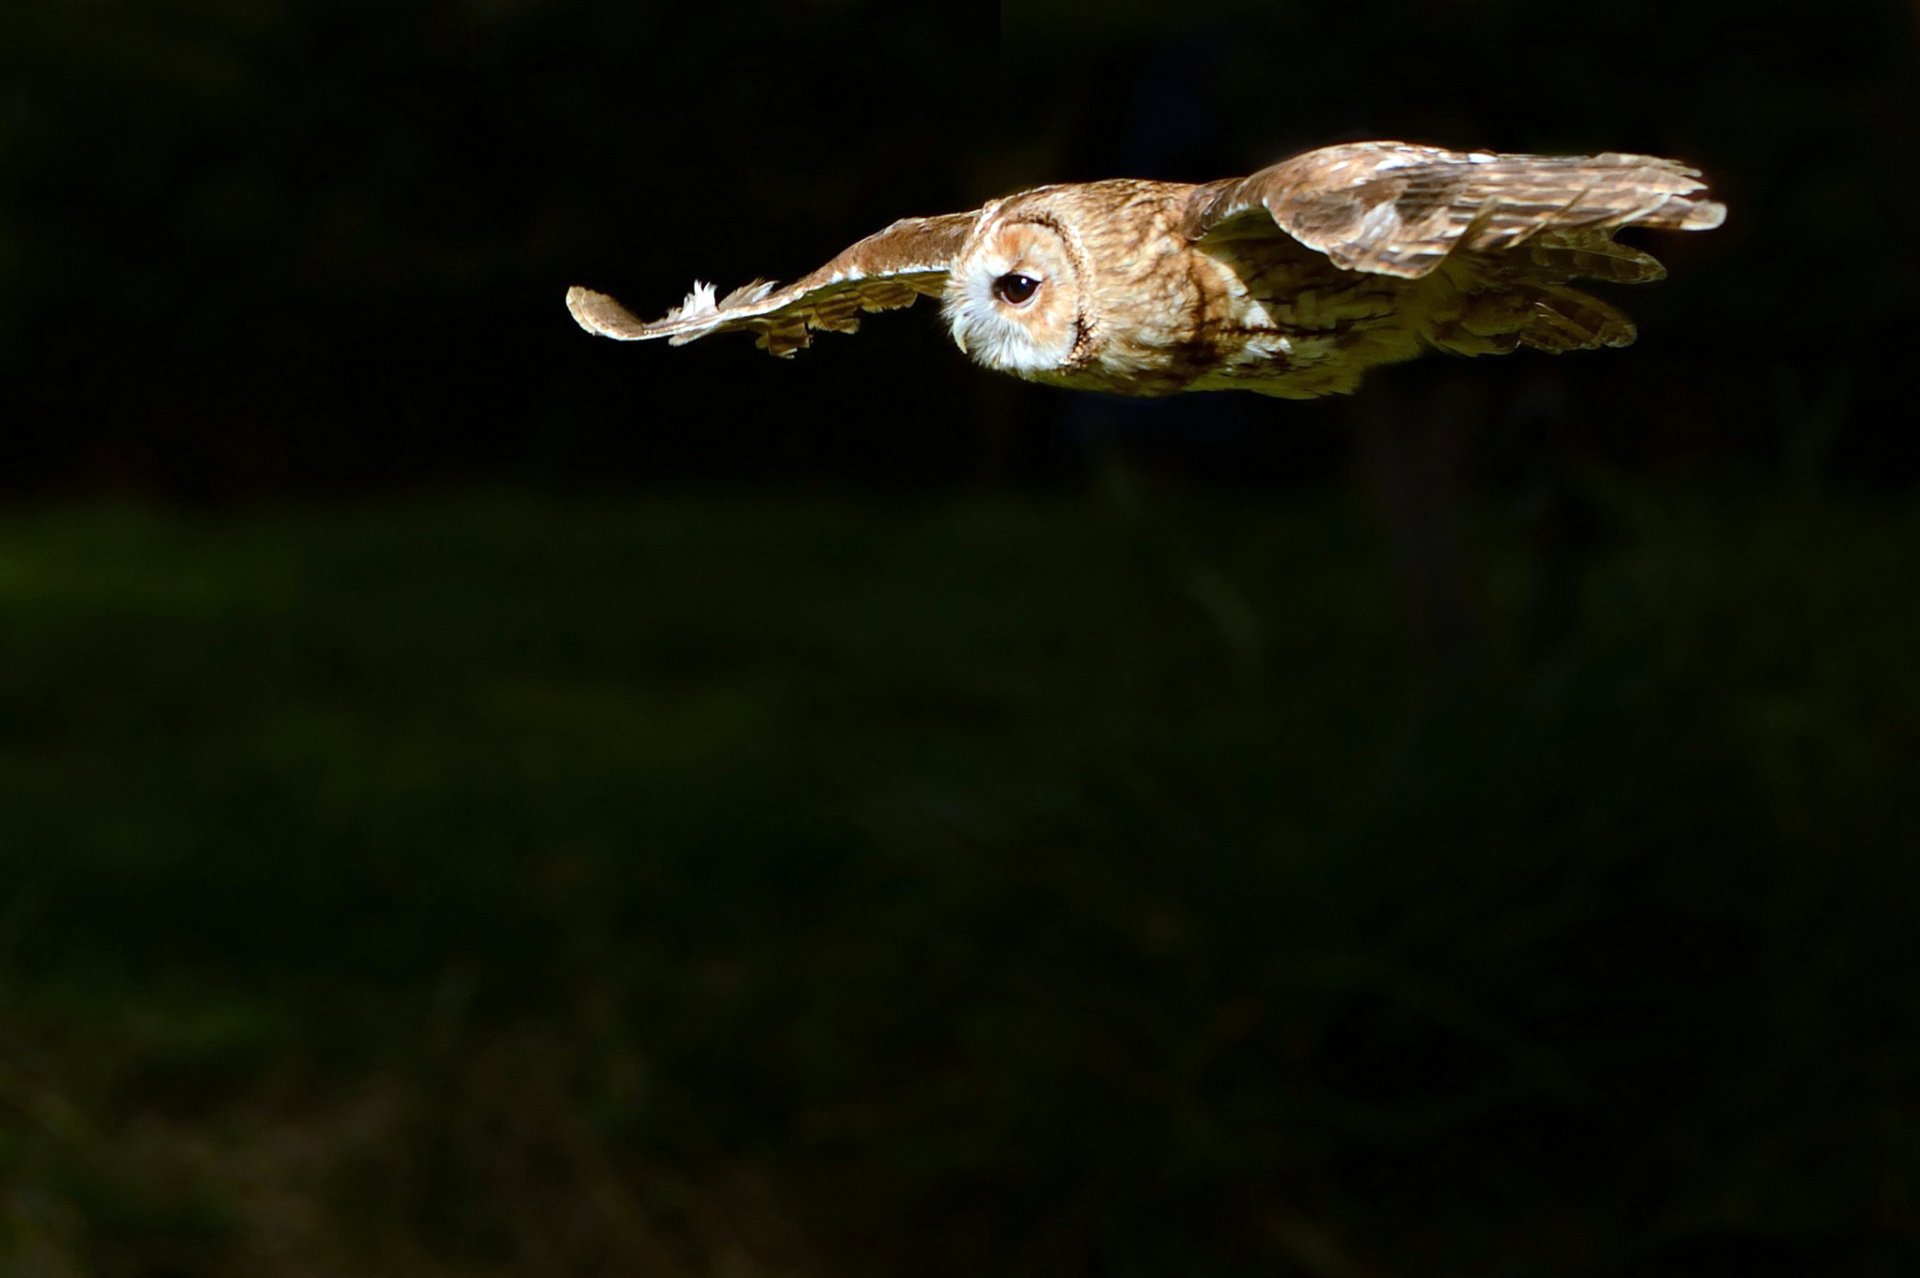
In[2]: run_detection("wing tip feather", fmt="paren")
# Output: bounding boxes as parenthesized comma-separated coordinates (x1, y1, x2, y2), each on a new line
(1678, 197, 1727, 230)
(566, 285, 654, 340)
(567, 277, 786, 344)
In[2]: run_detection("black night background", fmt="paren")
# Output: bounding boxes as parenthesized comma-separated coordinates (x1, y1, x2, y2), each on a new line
(1, 2, 1916, 1274)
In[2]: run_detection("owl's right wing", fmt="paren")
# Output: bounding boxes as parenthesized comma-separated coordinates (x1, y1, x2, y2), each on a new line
(1188, 141, 1724, 279)
(566, 210, 980, 357)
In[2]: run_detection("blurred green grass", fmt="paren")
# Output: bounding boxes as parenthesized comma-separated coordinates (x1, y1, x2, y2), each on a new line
(0, 483, 1915, 1277)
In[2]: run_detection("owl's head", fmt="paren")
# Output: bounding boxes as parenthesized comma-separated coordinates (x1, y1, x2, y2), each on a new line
(942, 208, 1092, 377)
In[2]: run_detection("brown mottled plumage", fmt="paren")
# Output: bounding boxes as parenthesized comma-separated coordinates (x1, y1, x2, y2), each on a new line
(567, 141, 1723, 398)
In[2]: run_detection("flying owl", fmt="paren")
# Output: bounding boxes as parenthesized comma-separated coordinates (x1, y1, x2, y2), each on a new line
(566, 141, 1723, 399)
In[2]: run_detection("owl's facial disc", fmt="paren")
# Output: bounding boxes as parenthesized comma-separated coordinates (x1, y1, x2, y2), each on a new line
(943, 218, 1083, 377)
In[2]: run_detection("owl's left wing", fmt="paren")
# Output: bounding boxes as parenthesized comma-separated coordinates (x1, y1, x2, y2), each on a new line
(566, 210, 979, 357)
(1187, 141, 1724, 279)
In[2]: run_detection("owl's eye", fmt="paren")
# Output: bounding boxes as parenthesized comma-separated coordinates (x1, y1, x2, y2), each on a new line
(992, 273, 1041, 306)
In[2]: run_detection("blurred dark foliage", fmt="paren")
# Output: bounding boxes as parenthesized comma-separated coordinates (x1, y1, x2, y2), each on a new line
(0, 0, 1915, 497)
(1, 491, 1916, 1276)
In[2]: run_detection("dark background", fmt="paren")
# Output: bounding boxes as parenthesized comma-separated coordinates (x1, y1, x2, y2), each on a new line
(1, 2, 1916, 1275)
(6, 0, 1916, 496)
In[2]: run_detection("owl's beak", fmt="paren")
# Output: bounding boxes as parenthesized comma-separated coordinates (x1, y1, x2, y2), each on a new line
(953, 329, 968, 357)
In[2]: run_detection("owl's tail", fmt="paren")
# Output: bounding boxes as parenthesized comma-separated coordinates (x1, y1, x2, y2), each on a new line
(1429, 223, 1697, 356)
(1514, 284, 1638, 352)
(1432, 278, 1641, 356)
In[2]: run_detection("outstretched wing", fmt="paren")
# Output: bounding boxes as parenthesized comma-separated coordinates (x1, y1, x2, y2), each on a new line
(1188, 141, 1725, 279)
(566, 210, 980, 357)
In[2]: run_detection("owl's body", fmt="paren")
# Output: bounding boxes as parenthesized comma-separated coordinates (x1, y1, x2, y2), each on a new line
(568, 142, 1723, 399)
(979, 178, 1433, 399)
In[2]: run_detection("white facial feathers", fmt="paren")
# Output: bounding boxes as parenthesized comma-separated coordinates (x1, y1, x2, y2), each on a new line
(941, 217, 1081, 377)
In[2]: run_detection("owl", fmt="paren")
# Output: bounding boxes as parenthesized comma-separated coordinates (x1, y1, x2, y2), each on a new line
(566, 141, 1723, 399)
